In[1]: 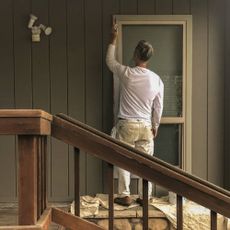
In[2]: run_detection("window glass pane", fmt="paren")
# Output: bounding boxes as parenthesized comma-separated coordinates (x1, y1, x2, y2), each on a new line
(122, 25, 183, 117)
(161, 75, 182, 116)
(154, 124, 181, 166)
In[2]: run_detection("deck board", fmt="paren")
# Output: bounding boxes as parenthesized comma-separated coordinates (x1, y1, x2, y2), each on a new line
(0, 203, 68, 229)
(0, 201, 168, 229)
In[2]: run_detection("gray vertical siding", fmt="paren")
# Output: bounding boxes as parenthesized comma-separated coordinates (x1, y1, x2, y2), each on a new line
(0, 0, 227, 201)
(224, 0, 230, 190)
(0, 0, 16, 202)
(14, 0, 32, 109)
(85, 0, 103, 195)
(155, 0, 173, 14)
(137, 0, 156, 14)
(120, 0, 138, 14)
(191, 0, 209, 182)
(207, 0, 225, 185)
(173, 0, 190, 14)
(32, 0, 50, 112)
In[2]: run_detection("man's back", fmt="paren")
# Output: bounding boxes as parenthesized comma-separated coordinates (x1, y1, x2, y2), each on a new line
(118, 66, 163, 124)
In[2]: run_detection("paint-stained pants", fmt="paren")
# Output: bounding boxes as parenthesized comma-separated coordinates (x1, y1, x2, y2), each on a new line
(115, 119, 154, 198)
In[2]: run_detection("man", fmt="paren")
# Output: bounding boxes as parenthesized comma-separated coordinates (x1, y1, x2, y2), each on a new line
(106, 24, 164, 206)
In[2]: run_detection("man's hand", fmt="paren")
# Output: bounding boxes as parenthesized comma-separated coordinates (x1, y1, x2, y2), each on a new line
(152, 128, 158, 138)
(110, 23, 118, 45)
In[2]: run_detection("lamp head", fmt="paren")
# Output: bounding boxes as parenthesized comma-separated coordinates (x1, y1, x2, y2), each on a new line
(28, 14, 38, 29)
(39, 24, 52, 36)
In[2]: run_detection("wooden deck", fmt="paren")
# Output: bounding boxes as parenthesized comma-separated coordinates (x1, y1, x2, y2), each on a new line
(0, 203, 67, 230)
(0, 202, 170, 230)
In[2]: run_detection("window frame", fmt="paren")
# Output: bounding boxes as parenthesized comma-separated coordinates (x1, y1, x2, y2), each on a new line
(114, 15, 192, 172)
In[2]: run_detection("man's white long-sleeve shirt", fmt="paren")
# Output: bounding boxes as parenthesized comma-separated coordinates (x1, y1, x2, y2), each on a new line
(106, 44, 164, 130)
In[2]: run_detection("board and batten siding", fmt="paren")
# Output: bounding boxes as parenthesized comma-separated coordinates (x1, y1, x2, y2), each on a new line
(224, 0, 230, 190)
(0, 0, 226, 202)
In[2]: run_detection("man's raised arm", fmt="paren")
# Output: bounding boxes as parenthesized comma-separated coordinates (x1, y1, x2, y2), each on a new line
(106, 24, 126, 76)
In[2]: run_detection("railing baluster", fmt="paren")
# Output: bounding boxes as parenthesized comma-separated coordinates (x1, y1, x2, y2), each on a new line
(108, 163, 114, 230)
(42, 136, 47, 211)
(143, 179, 149, 230)
(37, 136, 42, 218)
(74, 147, 80, 216)
(211, 210, 217, 230)
(177, 194, 183, 230)
(39, 136, 47, 215)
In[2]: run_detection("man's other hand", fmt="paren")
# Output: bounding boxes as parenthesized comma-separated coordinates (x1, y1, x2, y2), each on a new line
(152, 128, 158, 138)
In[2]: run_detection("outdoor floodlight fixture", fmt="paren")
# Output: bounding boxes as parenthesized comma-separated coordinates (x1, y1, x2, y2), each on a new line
(28, 14, 52, 42)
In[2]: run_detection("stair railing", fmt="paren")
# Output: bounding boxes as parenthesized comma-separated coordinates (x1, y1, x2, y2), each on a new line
(0, 109, 230, 230)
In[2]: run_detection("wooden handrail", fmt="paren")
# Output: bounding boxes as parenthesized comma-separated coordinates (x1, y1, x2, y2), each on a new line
(54, 113, 230, 196)
(56, 114, 229, 197)
(51, 114, 230, 219)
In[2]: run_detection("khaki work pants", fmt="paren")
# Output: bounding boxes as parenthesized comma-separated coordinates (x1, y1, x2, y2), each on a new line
(115, 119, 154, 198)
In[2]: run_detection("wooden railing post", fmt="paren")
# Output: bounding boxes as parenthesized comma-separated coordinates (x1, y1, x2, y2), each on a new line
(18, 134, 48, 226)
(0, 110, 53, 226)
(18, 135, 39, 225)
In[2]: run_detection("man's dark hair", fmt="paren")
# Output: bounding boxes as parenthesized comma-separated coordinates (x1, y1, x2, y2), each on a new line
(134, 40, 153, 62)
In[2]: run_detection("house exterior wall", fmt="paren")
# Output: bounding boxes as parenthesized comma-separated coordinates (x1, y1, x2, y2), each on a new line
(224, 0, 230, 190)
(0, 0, 226, 202)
